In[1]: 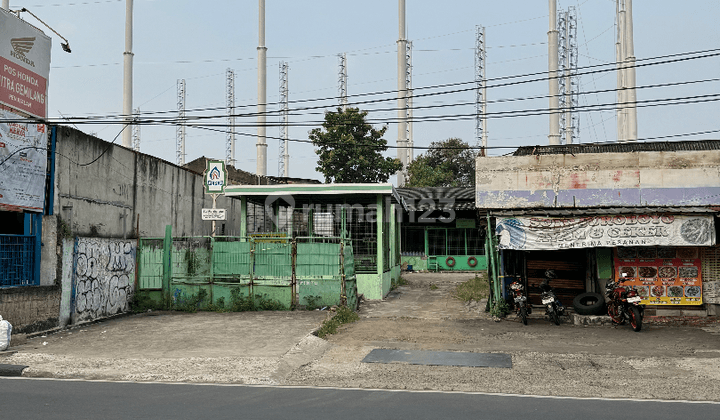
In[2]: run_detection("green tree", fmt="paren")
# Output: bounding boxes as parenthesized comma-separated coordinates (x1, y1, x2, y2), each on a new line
(406, 138, 477, 187)
(310, 107, 402, 183)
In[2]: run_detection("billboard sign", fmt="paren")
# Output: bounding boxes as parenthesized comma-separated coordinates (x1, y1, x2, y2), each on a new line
(496, 214, 716, 251)
(0, 9, 52, 119)
(0, 108, 47, 212)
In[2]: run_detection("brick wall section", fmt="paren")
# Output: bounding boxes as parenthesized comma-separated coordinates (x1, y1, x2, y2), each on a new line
(0, 285, 61, 334)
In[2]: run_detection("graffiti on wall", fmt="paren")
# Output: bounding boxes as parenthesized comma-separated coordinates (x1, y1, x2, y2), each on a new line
(73, 238, 136, 322)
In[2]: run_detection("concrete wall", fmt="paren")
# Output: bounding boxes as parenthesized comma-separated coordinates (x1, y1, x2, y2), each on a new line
(69, 237, 136, 324)
(476, 149, 720, 209)
(53, 126, 244, 238)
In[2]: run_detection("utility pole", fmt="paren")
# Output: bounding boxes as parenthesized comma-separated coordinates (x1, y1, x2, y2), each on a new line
(122, 0, 134, 148)
(616, 0, 626, 141)
(176, 79, 186, 166)
(1, 1, 9, 11)
(624, 0, 637, 141)
(396, 0, 408, 186)
(279, 61, 289, 177)
(256, 0, 268, 176)
(338, 53, 348, 111)
(548, 0, 561, 145)
(475, 26, 487, 155)
(226, 68, 236, 167)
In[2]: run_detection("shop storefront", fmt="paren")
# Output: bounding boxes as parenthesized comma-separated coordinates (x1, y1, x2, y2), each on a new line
(494, 212, 717, 311)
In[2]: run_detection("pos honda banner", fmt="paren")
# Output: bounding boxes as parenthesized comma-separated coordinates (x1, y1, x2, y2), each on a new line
(0, 108, 47, 212)
(0, 9, 52, 119)
(495, 214, 716, 251)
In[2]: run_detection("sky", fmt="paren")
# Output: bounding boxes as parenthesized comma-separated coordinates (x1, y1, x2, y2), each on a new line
(9, 0, 720, 183)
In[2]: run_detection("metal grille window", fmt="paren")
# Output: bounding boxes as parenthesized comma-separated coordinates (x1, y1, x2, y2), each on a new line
(0, 235, 37, 287)
(702, 246, 720, 282)
(447, 229, 465, 255)
(347, 207, 377, 273)
(428, 229, 447, 255)
(466, 228, 486, 255)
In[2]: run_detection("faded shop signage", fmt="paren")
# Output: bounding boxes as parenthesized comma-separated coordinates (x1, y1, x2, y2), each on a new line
(496, 214, 716, 251)
(72, 238, 136, 322)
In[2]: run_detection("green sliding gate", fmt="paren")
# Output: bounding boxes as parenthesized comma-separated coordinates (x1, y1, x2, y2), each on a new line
(137, 233, 358, 311)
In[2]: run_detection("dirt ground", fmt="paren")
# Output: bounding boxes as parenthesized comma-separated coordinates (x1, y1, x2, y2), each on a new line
(4, 271, 720, 401)
(284, 272, 720, 401)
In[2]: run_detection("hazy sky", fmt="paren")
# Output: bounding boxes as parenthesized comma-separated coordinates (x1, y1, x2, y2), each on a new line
(13, 0, 720, 182)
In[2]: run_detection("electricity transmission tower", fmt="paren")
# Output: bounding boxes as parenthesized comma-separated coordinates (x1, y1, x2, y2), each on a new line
(558, 7, 579, 144)
(475, 26, 487, 155)
(226, 68, 236, 167)
(278, 61, 289, 177)
(338, 53, 347, 110)
(132, 107, 141, 152)
(405, 41, 413, 164)
(176, 79, 186, 166)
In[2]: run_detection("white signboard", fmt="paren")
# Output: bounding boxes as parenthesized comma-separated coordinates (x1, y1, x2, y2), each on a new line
(0, 9, 52, 119)
(0, 109, 47, 211)
(496, 214, 716, 251)
(202, 208, 226, 221)
(204, 160, 227, 194)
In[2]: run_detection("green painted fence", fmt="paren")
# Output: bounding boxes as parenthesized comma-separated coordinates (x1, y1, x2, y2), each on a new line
(137, 235, 356, 311)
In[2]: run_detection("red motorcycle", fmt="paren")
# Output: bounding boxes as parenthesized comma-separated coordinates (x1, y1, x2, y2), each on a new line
(605, 278, 644, 332)
(509, 280, 530, 325)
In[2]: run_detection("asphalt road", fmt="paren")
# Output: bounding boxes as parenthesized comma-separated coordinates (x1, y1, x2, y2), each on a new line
(1, 378, 717, 420)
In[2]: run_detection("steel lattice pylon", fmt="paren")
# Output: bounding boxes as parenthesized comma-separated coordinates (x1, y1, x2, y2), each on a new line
(176, 79, 186, 165)
(278, 61, 289, 177)
(558, 7, 579, 144)
(405, 41, 413, 164)
(132, 107, 140, 152)
(338, 53, 347, 111)
(475, 26, 487, 154)
(226, 69, 236, 167)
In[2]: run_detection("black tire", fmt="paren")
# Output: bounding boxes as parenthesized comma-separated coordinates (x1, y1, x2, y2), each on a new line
(628, 306, 642, 332)
(550, 308, 560, 325)
(573, 292, 605, 315)
(520, 305, 528, 325)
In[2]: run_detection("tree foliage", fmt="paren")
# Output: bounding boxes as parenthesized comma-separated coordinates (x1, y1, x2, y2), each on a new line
(406, 138, 477, 187)
(310, 107, 402, 183)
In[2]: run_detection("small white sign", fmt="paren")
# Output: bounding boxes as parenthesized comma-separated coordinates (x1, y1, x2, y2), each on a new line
(202, 208, 226, 221)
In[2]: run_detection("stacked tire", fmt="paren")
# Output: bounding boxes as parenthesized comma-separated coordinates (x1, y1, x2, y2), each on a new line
(572, 292, 605, 315)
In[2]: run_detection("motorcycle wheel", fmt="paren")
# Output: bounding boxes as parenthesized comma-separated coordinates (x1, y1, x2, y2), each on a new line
(550, 307, 560, 325)
(628, 306, 642, 332)
(520, 306, 528, 325)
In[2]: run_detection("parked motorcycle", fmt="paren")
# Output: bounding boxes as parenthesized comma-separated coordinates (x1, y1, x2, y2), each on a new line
(539, 270, 565, 325)
(509, 279, 530, 325)
(605, 276, 644, 332)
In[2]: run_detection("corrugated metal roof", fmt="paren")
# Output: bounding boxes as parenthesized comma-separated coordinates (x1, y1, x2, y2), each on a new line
(513, 139, 720, 156)
(490, 207, 719, 217)
(397, 187, 476, 211)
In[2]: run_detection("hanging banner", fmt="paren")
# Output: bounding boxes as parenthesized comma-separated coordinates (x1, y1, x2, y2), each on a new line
(0, 109, 47, 212)
(496, 214, 716, 251)
(614, 247, 702, 306)
(0, 9, 52, 119)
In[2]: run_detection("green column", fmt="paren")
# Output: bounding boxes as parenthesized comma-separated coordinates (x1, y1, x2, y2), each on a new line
(376, 194, 383, 275)
(240, 196, 247, 239)
(162, 225, 172, 302)
(389, 203, 397, 268)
